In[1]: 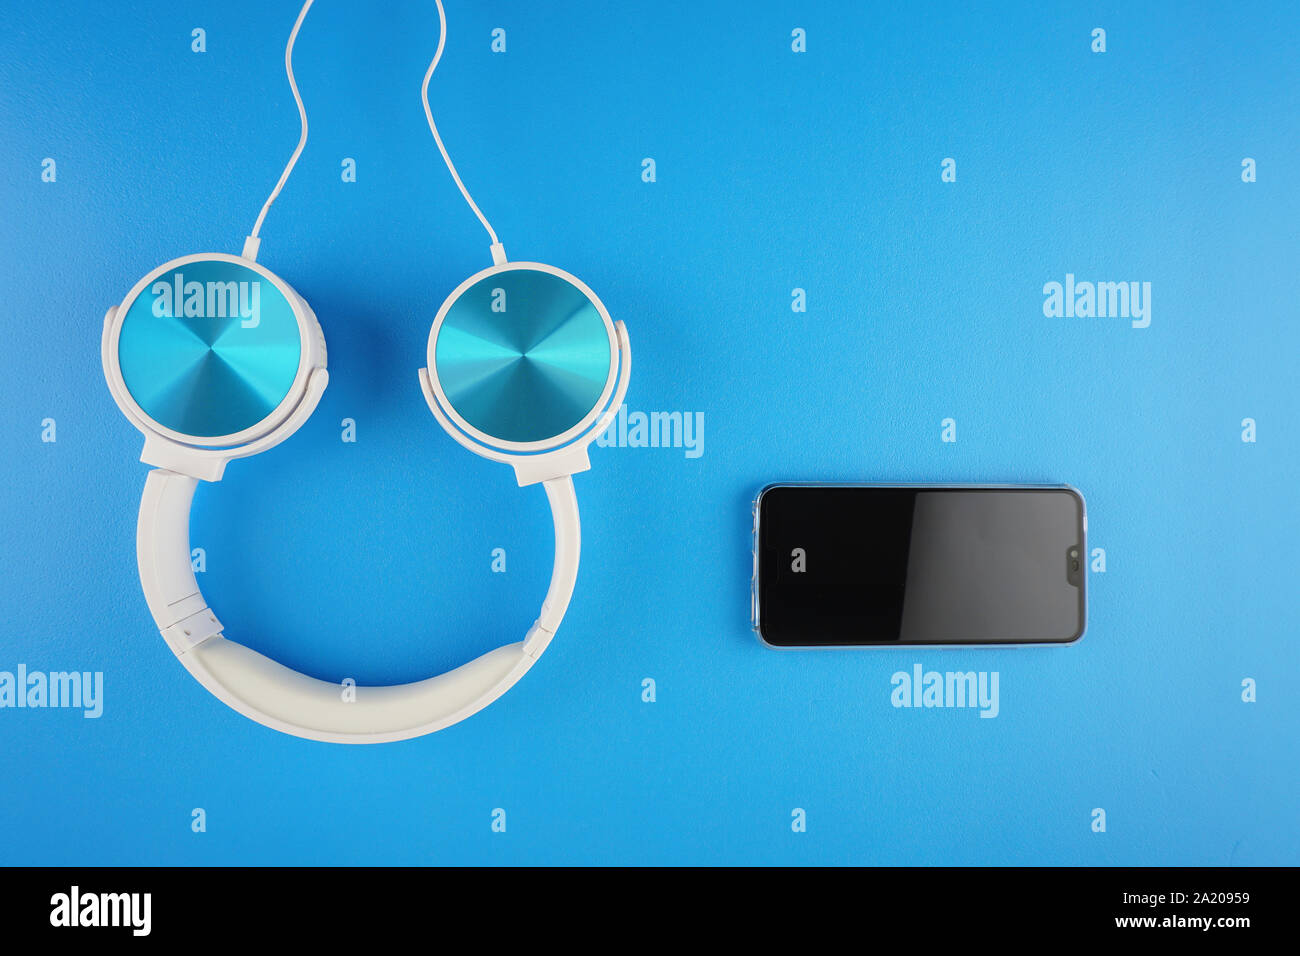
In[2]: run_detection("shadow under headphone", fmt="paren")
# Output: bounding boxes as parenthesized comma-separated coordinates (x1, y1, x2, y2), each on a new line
(100, 0, 630, 743)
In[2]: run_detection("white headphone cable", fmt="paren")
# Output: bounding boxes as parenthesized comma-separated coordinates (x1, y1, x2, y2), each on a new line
(422, 0, 506, 264)
(243, 0, 316, 262)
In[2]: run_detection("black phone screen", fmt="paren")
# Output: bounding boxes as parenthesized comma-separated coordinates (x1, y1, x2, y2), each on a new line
(754, 485, 1086, 646)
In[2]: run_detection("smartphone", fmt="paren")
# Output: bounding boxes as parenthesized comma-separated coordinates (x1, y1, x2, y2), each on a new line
(752, 484, 1086, 646)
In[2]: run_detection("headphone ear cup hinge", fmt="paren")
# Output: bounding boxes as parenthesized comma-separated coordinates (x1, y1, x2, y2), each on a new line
(140, 433, 231, 483)
(510, 446, 590, 486)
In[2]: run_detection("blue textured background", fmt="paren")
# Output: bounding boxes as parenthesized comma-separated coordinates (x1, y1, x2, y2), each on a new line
(2, 0, 1296, 865)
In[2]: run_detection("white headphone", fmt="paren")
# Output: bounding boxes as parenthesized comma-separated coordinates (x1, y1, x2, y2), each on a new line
(101, 0, 630, 743)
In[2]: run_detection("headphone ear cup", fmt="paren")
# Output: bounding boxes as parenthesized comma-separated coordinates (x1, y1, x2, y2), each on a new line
(106, 254, 323, 448)
(428, 263, 618, 450)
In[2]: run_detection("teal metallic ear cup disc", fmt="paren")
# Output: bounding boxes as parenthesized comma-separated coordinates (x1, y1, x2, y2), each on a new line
(116, 258, 304, 440)
(432, 266, 614, 445)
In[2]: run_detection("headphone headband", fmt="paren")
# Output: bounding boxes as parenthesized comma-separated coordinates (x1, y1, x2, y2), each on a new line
(137, 468, 580, 743)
